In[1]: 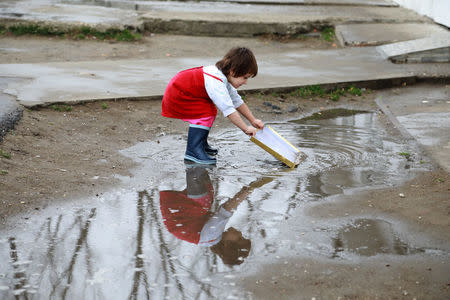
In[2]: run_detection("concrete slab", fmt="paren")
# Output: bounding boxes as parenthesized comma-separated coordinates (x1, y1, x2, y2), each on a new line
(219, 0, 397, 6)
(336, 23, 449, 47)
(140, 4, 429, 37)
(0, 78, 23, 141)
(376, 85, 450, 172)
(0, 1, 429, 37)
(0, 47, 448, 107)
(138, 3, 425, 24)
(0, 0, 142, 30)
(377, 33, 450, 63)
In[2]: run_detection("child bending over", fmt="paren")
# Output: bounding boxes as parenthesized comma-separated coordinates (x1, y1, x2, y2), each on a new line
(161, 47, 264, 164)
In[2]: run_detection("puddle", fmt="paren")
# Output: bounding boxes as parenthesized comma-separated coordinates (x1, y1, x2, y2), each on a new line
(0, 109, 443, 299)
(332, 219, 425, 257)
(290, 108, 370, 123)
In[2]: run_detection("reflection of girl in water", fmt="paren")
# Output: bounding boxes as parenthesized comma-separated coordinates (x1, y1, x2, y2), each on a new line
(159, 166, 272, 265)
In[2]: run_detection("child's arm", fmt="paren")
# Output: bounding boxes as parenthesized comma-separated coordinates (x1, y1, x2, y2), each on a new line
(227, 111, 257, 136)
(236, 103, 264, 129)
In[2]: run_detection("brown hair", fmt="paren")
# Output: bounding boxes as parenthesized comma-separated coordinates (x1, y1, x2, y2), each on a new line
(210, 227, 251, 265)
(215, 47, 258, 78)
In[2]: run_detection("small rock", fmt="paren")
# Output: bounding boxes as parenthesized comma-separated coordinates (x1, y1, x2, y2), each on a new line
(399, 193, 405, 198)
(287, 105, 298, 113)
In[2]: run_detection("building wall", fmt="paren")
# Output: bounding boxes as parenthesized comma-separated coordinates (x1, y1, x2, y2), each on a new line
(393, 0, 450, 27)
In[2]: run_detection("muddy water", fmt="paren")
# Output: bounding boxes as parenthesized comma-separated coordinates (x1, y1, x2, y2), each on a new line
(0, 110, 446, 299)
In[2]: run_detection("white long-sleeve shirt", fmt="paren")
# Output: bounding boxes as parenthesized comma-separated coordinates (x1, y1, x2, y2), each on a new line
(203, 65, 244, 117)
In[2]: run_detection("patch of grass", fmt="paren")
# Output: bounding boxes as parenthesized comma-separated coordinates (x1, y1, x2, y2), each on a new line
(101, 102, 108, 109)
(76, 33, 86, 40)
(1, 170, 8, 175)
(347, 85, 362, 96)
(7, 24, 65, 36)
(0, 149, 11, 159)
(51, 104, 72, 112)
(293, 85, 326, 99)
(321, 27, 335, 42)
(329, 88, 346, 102)
(289, 84, 368, 102)
(0, 24, 141, 42)
(398, 152, 411, 160)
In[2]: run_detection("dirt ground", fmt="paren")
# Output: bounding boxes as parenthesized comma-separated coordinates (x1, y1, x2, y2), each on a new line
(0, 34, 449, 298)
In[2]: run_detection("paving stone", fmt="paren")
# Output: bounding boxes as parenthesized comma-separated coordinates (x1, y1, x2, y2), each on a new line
(221, 0, 397, 6)
(336, 23, 449, 47)
(377, 33, 450, 63)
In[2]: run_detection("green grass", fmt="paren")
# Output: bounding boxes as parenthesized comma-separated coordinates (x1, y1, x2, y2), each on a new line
(291, 85, 325, 99)
(0, 24, 7, 35)
(398, 152, 411, 160)
(321, 27, 335, 42)
(347, 85, 362, 96)
(51, 104, 72, 112)
(1, 170, 8, 175)
(0, 149, 11, 159)
(7, 24, 65, 36)
(0, 24, 141, 42)
(329, 88, 346, 101)
(289, 84, 367, 102)
(101, 102, 108, 109)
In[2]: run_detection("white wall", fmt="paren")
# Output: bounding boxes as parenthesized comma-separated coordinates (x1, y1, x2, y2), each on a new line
(393, 0, 450, 28)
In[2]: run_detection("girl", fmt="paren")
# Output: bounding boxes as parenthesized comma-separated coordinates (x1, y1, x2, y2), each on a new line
(161, 47, 264, 164)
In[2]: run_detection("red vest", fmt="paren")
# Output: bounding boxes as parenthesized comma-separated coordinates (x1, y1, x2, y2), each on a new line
(159, 186, 214, 244)
(161, 67, 218, 119)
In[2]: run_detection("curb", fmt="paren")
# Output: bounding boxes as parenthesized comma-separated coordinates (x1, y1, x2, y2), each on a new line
(25, 75, 450, 108)
(143, 18, 332, 37)
(0, 105, 23, 142)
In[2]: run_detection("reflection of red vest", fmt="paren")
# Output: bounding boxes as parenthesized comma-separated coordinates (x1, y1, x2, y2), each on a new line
(159, 186, 214, 244)
(162, 67, 218, 119)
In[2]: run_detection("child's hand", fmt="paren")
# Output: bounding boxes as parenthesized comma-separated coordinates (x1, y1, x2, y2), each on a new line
(244, 126, 257, 136)
(251, 119, 264, 129)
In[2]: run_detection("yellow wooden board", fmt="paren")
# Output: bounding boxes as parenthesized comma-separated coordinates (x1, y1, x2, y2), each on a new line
(250, 126, 303, 168)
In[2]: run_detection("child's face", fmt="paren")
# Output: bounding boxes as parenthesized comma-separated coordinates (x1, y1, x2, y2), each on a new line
(228, 72, 252, 89)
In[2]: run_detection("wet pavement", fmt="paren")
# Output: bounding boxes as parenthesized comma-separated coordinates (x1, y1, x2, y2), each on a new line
(376, 84, 450, 172)
(1, 110, 448, 299)
(2, 47, 449, 107)
(0, 0, 432, 38)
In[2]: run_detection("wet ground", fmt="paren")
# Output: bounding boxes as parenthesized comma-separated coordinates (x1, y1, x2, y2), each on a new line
(1, 109, 448, 299)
